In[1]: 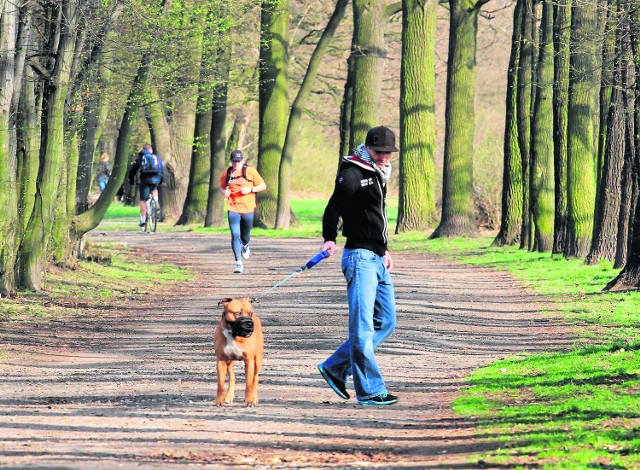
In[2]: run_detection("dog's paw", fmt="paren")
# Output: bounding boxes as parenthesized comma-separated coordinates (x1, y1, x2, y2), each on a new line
(215, 394, 228, 406)
(245, 396, 259, 407)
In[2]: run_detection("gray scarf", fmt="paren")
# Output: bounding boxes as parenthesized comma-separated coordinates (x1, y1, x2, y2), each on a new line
(354, 144, 392, 185)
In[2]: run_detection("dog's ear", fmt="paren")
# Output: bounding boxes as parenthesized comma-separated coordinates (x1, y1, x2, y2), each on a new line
(218, 297, 233, 308)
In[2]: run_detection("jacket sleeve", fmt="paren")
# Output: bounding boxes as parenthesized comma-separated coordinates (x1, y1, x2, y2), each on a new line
(322, 168, 359, 243)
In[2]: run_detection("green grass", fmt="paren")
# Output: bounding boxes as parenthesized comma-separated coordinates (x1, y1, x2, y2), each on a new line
(96, 203, 183, 232)
(99, 198, 399, 238)
(390, 234, 640, 468)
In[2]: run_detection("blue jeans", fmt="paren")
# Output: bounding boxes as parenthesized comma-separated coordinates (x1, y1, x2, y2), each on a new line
(227, 211, 254, 261)
(98, 177, 108, 192)
(320, 248, 396, 401)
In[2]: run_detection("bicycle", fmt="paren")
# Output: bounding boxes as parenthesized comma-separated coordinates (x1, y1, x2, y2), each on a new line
(144, 194, 159, 233)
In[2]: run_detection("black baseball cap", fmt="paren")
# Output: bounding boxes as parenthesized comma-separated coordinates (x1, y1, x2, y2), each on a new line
(230, 150, 244, 162)
(365, 126, 399, 152)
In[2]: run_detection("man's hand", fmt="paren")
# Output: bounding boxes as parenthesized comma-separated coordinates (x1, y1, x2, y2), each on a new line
(240, 186, 252, 195)
(320, 240, 336, 256)
(384, 250, 394, 271)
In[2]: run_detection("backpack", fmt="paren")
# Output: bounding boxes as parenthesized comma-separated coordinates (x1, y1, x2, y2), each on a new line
(140, 152, 163, 176)
(225, 163, 253, 186)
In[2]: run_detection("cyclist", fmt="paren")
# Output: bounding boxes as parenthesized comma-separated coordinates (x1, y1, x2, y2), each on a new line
(128, 144, 164, 228)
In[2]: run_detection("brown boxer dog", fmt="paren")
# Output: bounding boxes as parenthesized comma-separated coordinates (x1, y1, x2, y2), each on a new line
(214, 297, 263, 407)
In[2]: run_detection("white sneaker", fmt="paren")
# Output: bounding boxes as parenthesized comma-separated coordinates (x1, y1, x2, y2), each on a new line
(233, 262, 243, 274)
(241, 245, 251, 259)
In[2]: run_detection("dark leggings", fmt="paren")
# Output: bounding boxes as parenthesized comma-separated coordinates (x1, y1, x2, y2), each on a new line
(228, 211, 254, 261)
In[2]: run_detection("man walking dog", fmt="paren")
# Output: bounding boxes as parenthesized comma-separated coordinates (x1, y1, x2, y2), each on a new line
(318, 126, 399, 406)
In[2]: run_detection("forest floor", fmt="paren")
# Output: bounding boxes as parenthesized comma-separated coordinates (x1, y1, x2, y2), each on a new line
(0, 231, 573, 469)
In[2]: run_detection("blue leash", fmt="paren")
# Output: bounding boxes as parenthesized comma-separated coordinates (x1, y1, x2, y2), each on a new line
(250, 250, 330, 303)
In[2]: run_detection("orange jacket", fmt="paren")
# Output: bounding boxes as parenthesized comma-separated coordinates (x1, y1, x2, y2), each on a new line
(219, 165, 265, 214)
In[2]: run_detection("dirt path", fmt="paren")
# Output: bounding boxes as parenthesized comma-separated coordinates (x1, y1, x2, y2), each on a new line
(0, 232, 572, 469)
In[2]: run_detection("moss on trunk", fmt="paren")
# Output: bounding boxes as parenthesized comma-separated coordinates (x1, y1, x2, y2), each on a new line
(396, 0, 438, 233)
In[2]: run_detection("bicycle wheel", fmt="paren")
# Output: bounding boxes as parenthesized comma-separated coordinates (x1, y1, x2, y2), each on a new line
(147, 197, 158, 233)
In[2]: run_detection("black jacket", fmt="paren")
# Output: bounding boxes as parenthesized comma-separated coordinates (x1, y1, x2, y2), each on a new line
(96, 161, 111, 180)
(322, 156, 389, 256)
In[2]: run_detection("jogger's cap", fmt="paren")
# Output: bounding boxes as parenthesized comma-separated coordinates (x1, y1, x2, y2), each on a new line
(365, 126, 399, 152)
(230, 150, 244, 162)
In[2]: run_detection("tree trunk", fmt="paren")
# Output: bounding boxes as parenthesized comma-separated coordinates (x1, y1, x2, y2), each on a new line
(205, 51, 231, 228)
(339, 54, 354, 159)
(564, 0, 600, 258)
(614, 88, 635, 269)
(76, 95, 100, 213)
(92, 75, 110, 154)
(275, 0, 348, 229)
(552, 0, 572, 254)
(530, 0, 555, 252)
(18, 66, 41, 233)
(0, 0, 19, 295)
(349, 0, 387, 150)
(15, 5, 36, 234)
(11, 2, 29, 122)
(19, 0, 79, 291)
(633, 4, 640, 165)
(178, 102, 211, 226)
(226, 112, 249, 154)
(145, 88, 173, 216)
(165, 97, 198, 222)
(493, 0, 523, 247)
(586, 77, 625, 264)
(52, 133, 76, 265)
(178, 35, 212, 229)
(614, 0, 638, 269)
(517, 0, 534, 249)
(587, 1, 631, 265)
(596, 1, 616, 189)
(605, 192, 640, 291)
(396, 0, 438, 233)
(431, 0, 482, 238)
(256, 0, 290, 228)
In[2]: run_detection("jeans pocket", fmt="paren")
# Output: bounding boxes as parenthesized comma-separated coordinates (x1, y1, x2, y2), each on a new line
(357, 249, 377, 262)
(341, 253, 355, 284)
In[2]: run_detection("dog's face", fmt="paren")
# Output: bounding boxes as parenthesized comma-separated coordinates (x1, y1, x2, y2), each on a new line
(219, 297, 255, 338)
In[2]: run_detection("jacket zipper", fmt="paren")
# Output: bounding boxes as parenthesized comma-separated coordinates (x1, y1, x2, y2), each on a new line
(375, 177, 388, 245)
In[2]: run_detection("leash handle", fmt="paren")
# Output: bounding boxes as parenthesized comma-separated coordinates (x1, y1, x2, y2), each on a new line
(304, 250, 330, 270)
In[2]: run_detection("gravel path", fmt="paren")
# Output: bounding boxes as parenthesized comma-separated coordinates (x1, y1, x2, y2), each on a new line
(0, 232, 572, 469)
